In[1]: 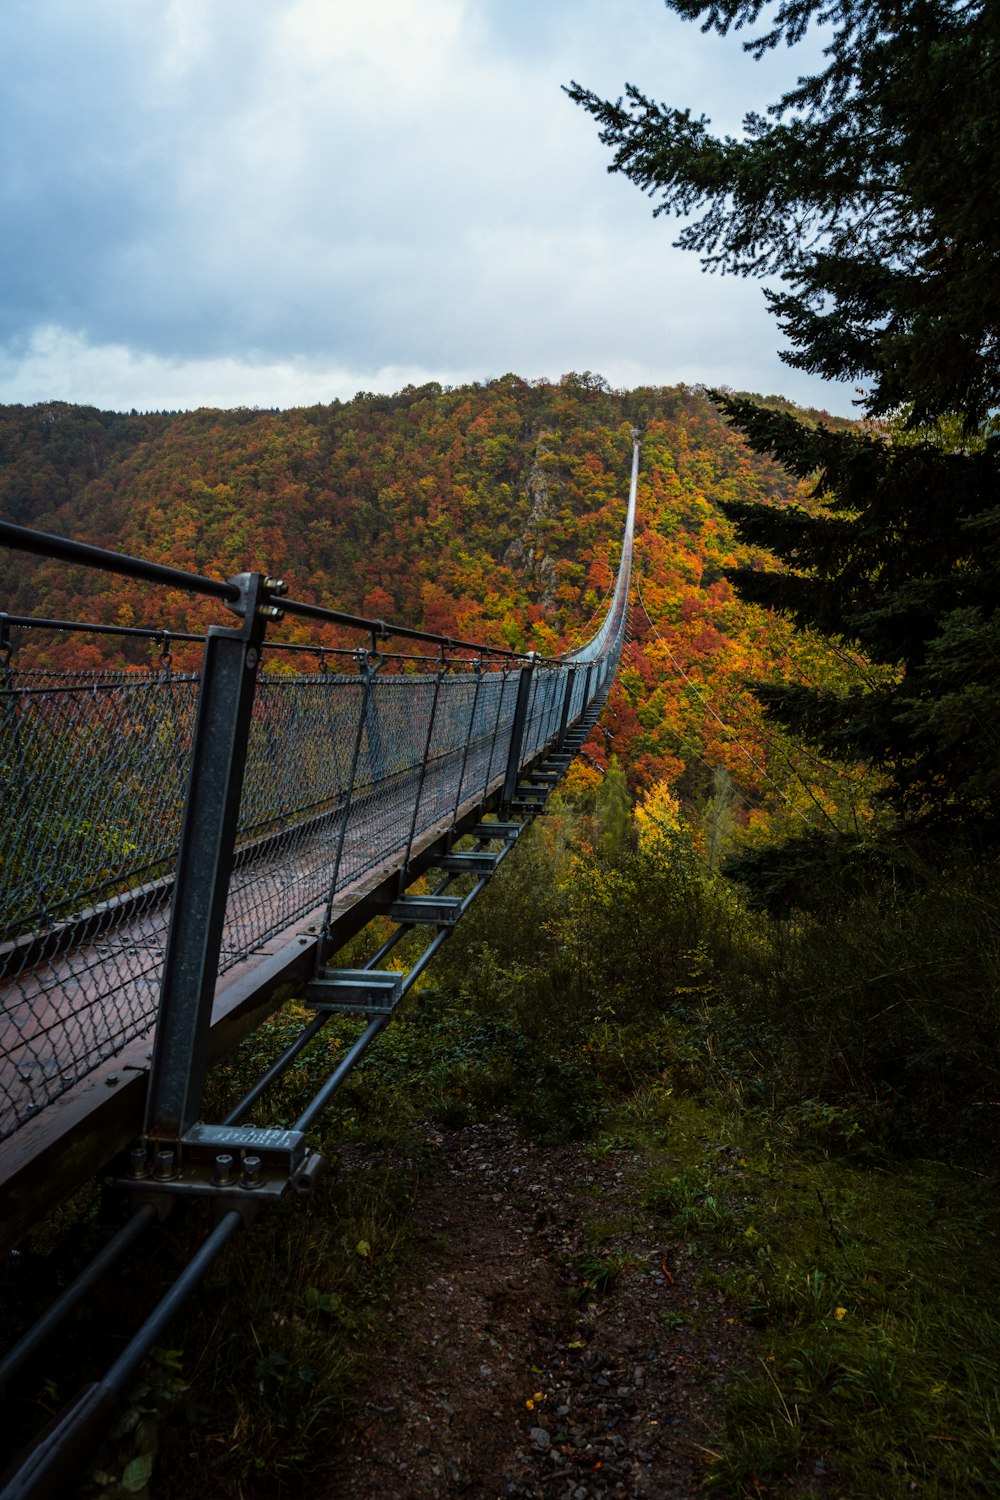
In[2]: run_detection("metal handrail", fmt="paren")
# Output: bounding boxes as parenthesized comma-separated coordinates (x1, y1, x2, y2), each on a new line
(0, 520, 241, 602)
(0, 520, 549, 662)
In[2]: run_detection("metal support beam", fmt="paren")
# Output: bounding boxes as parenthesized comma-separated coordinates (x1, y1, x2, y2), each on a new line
(556, 666, 576, 750)
(501, 657, 535, 806)
(143, 574, 268, 1142)
(0, 1211, 245, 1500)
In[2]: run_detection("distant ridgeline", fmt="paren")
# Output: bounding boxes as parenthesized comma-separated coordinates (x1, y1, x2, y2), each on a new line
(0, 376, 864, 845)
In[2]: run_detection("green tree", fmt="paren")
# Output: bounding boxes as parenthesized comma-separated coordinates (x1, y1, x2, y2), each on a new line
(715, 395, 1000, 840)
(593, 754, 631, 859)
(568, 1, 1000, 850)
(566, 0, 1000, 425)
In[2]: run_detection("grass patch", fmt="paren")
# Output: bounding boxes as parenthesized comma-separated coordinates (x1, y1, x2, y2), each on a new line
(569, 1248, 639, 1298)
(7, 805, 1000, 1497)
(612, 1091, 1000, 1498)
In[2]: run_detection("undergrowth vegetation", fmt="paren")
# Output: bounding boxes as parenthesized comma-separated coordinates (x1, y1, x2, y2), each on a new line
(1, 1121, 420, 1498)
(618, 1092, 1000, 1497)
(5, 780, 999, 1497)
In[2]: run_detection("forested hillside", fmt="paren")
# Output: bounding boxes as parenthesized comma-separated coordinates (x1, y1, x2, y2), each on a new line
(0, 375, 866, 849)
(4, 0, 999, 1490)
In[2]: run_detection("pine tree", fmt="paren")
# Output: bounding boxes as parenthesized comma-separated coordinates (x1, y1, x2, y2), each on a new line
(713, 395, 1000, 839)
(566, 0, 1000, 425)
(568, 0, 1000, 849)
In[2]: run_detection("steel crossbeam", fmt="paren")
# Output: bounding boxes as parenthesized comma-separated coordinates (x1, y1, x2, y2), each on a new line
(434, 850, 502, 875)
(304, 968, 404, 1014)
(468, 821, 521, 841)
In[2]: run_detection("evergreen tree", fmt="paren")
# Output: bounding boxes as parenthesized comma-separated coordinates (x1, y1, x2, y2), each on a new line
(566, 0, 1000, 425)
(715, 395, 1000, 840)
(569, 0, 1000, 850)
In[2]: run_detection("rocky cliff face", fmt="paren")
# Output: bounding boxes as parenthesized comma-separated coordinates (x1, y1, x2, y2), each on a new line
(503, 438, 558, 612)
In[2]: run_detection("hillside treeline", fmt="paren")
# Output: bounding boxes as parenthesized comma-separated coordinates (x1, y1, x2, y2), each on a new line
(0, 376, 864, 845)
(9, 373, 995, 1157)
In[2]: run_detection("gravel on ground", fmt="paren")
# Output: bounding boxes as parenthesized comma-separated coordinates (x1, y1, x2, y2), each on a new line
(328, 1116, 751, 1499)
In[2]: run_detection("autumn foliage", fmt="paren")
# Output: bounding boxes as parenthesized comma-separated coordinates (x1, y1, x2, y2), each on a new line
(0, 375, 865, 842)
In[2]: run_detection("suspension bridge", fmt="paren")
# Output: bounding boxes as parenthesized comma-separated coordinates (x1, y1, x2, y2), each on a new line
(0, 434, 638, 1496)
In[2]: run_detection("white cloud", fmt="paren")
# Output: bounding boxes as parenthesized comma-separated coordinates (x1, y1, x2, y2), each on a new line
(157, 0, 215, 84)
(271, 0, 464, 100)
(0, 0, 852, 414)
(0, 325, 472, 411)
(0, 322, 852, 417)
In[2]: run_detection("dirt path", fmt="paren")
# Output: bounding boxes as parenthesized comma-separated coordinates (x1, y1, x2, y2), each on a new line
(329, 1118, 749, 1499)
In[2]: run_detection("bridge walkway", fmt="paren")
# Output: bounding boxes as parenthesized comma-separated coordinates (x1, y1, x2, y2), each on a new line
(0, 433, 636, 1498)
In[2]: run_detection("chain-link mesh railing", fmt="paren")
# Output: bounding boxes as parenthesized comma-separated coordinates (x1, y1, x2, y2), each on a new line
(0, 663, 199, 1136)
(0, 439, 638, 1141)
(0, 652, 548, 1137)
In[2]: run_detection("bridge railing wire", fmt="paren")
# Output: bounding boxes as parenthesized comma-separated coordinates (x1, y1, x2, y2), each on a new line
(0, 644, 599, 1142)
(0, 654, 200, 1131)
(0, 444, 636, 1144)
(0, 646, 535, 1139)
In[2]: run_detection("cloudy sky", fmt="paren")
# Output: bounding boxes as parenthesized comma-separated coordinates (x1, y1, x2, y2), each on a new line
(0, 0, 851, 415)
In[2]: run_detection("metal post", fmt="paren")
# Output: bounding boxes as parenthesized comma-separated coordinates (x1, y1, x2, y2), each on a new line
(451, 658, 483, 825)
(321, 649, 377, 941)
(398, 653, 446, 892)
(143, 574, 269, 1141)
(556, 665, 576, 750)
(501, 655, 536, 805)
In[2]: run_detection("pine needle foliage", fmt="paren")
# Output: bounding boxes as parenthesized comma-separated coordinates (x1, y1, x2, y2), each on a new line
(569, 0, 1000, 854)
(567, 0, 1000, 426)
